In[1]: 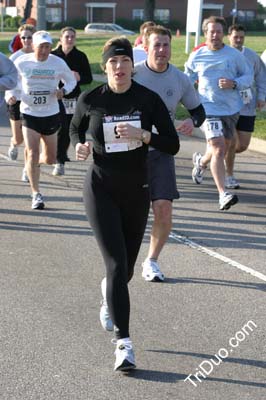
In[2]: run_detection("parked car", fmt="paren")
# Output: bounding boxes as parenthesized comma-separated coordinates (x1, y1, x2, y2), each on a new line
(84, 23, 135, 35)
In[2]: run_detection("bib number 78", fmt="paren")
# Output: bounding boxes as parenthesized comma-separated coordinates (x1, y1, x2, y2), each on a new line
(207, 120, 220, 131)
(204, 118, 223, 139)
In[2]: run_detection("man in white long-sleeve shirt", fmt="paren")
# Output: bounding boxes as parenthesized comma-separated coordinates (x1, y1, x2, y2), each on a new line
(0, 52, 17, 107)
(185, 16, 252, 211)
(225, 24, 266, 189)
(9, 30, 76, 209)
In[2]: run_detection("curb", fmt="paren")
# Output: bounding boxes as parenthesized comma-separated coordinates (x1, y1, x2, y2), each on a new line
(247, 137, 266, 154)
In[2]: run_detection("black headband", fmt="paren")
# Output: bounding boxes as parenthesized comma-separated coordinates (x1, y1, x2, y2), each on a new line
(102, 43, 133, 65)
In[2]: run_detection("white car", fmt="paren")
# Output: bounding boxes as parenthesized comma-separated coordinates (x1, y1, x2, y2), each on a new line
(84, 23, 135, 35)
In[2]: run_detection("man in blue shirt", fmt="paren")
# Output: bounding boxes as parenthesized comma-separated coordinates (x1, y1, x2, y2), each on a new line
(185, 16, 252, 210)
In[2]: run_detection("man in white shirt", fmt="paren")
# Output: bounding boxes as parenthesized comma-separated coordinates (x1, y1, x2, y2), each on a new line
(8, 31, 76, 209)
(133, 21, 155, 65)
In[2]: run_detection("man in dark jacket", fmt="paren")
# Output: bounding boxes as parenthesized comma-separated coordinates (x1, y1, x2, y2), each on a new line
(52, 26, 92, 175)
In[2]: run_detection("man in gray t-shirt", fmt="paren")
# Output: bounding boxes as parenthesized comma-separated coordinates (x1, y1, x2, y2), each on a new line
(134, 25, 205, 282)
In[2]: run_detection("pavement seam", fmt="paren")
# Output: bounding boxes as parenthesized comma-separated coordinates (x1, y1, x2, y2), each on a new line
(170, 231, 266, 283)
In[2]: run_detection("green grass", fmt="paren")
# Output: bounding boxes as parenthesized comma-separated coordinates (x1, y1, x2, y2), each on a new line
(1, 30, 266, 140)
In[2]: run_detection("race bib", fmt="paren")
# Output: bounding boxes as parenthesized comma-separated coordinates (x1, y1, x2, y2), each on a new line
(204, 118, 223, 140)
(62, 98, 77, 114)
(103, 114, 142, 153)
(28, 90, 50, 106)
(239, 88, 252, 105)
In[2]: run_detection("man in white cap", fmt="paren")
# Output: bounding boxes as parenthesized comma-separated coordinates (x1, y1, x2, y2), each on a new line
(8, 30, 76, 209)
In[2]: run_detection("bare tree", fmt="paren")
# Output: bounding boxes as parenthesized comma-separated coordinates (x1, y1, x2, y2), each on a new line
(23, 0, 33, 20)
(144, 0, 155, 21)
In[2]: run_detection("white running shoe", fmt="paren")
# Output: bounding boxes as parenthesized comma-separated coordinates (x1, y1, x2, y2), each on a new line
(21, 168, 29, 183)
(192, 152, 206, 184)
(225, 176, 240, 189)
(219, 192, 238, 210)
(31, 192, 45, 210)
(100, 278, 113, 331)
(142, 259, 164, 282)
(8, 145, 18, 161)
(114, 339, 136, 372)
(52, 163, 65, 176)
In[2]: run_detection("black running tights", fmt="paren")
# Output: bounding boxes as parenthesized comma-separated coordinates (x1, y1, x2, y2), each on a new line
(83, 164, 150, 339)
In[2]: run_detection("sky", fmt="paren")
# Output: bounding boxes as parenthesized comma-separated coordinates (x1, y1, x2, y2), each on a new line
(258, 0, 266, 6)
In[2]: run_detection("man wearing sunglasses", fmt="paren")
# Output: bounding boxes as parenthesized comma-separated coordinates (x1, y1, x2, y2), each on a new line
(7, 31, 76, 209)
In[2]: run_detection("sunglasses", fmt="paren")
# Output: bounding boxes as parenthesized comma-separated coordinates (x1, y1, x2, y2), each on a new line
(21, 36, 32, 40)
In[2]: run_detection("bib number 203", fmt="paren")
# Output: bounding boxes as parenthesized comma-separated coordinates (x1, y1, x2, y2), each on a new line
(33, 95, 47, 105)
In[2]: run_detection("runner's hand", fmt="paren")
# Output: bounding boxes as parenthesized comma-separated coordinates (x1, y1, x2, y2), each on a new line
(55, 88, 65, 100)
(73, 71, 80, 82)
(7, 96, 17, 105)
(176, 118, 194, 136)
(75, 142, 91, 161)
(257, 100, 265, 111)
(218, 78, 235, 89)
(115, 122, 142, 140)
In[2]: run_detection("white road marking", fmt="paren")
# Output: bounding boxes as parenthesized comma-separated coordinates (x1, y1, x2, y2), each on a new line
(0, 153, 12, 161)
(169, 231, 266, 283)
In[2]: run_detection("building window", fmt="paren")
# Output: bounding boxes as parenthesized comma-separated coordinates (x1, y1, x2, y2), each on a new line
(46, 0, 62, 4)
(133, 9, 144, 20)
(237, 10, 255, 22)
(46, 7, 62, 22)
(154, 9, 170, 23)
(133, 8, 170, 22)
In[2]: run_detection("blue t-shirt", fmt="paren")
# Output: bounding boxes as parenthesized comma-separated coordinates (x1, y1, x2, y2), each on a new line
(185, 44, 252, 116)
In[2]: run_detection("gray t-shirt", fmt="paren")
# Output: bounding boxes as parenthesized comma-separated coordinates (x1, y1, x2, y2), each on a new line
(134, 61, 200, 121)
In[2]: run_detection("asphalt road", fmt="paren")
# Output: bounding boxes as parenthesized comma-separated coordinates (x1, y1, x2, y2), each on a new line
(0, 102, 266, 400)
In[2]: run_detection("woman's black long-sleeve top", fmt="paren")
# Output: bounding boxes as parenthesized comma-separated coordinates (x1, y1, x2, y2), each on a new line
(69, 80, 180, 171)
(51, 45, 93, 99)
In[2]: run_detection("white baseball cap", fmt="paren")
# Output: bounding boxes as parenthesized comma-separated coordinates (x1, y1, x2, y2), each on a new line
(32, 30, 53, 46)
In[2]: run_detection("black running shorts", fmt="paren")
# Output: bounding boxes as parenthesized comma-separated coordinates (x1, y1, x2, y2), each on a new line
(21, 113, 61, 136)
(236, 115, 255, 133)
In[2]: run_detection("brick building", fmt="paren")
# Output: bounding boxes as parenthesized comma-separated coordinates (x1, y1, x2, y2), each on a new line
(4, 1, 259, 26)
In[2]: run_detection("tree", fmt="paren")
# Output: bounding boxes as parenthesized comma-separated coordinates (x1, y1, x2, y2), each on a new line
(257, 2, 266, 13)
(144, 0, 155, 21)
(23, 0, 33, 21)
